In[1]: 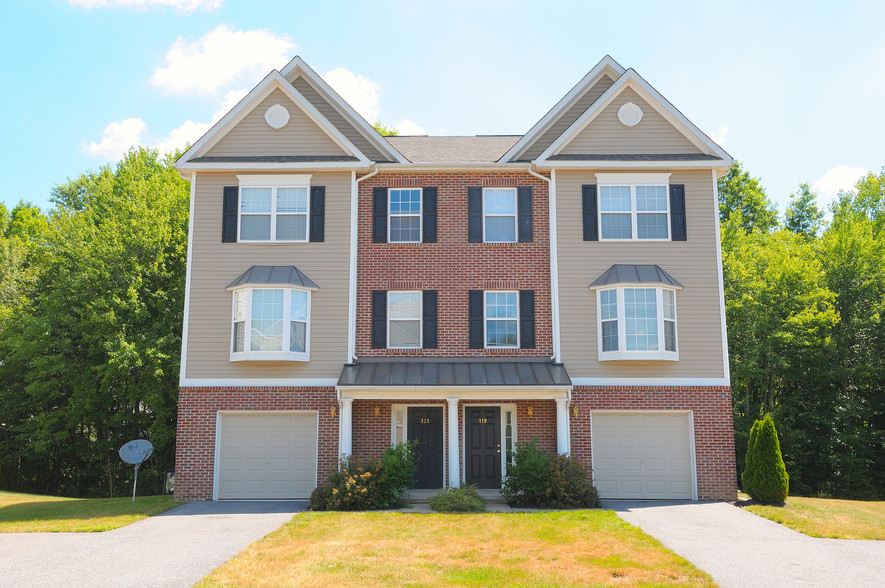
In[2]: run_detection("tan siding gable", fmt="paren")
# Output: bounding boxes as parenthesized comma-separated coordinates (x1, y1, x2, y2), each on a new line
(559, 88, 702, 155)
(519, 74, 616, 161)
(205, 89, 348, 157)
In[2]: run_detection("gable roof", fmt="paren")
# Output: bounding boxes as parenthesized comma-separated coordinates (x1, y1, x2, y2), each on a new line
(386, 136, 521, 163)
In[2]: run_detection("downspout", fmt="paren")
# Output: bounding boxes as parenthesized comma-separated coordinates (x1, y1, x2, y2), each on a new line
(348, 166, 378, 364)
(528, 166, 561, 364)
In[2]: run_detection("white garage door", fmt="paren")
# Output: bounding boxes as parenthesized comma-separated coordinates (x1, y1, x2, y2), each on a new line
(591, 412, 694, 499)
(216, 412, 317, 499)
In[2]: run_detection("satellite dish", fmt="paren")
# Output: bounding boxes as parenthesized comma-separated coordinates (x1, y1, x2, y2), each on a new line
(119, 439, 154, 502)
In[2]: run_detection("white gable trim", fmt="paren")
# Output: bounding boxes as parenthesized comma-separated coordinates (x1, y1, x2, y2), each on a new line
(177, 70, 372, 168)
(501, 55, 626, 163)
(536, 69, 733, 165)
(281, 56, 408, 164)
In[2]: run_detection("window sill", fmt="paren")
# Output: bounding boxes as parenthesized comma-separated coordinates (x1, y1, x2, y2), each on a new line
(599, 351, 678, 362)
(230, 351, 310, 362)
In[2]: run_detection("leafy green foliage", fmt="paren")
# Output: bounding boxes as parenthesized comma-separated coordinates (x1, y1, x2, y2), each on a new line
(718, 161, 779, 233)
(742, 415, 789, 504)
(501, 439, 550, 504)
(502, 440, 599, 508)
(372, 121, 399, 136)
(784, 183, 824, 239)
(429, 485, 487, 512)
(311, 443, 416, 511)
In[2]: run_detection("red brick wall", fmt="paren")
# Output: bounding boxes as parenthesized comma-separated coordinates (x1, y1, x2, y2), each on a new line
(356, 172, 552, 358)
(569, 386, 737, 501)
(174, 386, 338, 501)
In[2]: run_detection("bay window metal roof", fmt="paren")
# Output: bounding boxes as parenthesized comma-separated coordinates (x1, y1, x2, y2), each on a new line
(589, 264, 683, 289)
(227, 266, 319, 290)
(338, 359, 571, 387)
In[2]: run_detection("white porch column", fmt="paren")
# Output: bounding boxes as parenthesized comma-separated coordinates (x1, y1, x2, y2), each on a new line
(556, 398, 570, 455)
(447, 397, 460, 488)
(340, 398, 354, 457)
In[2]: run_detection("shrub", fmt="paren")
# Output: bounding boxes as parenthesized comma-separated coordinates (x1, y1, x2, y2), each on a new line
(742, 414, 789, 504)
(543, 454, 600, 508)
(502, 439, 600, 508)
(501, 439, 551, 504)
(429, 485, 487, 512)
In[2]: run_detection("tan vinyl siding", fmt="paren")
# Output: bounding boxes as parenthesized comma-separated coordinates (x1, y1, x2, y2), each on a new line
(290, 76, 389, 162)
(559, 89, 702, 155)
(519, 74, 615, 161)
(555, 169, 725, 378)
(185, 171, 351, 379)
(205, 89, 348, 157)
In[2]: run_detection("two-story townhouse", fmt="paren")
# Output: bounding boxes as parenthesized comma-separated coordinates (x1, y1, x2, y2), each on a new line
(173, 55, 736, 502)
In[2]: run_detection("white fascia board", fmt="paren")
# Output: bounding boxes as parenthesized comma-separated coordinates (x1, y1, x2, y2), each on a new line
(339, 386, 572, 401)
(536, 69, 733, 164)
(571, 377, 730, 387)
(180, 378, 339, 388)
(501, 55, 627, 163)
(177, 161, 374, 172)
(373, 162, 533, 171)
(280, 56, 408, 164)
(533, 159, 729, 170)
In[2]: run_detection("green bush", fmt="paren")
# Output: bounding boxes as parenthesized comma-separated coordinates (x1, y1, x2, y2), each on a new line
(502, 439, 599, 508)
(429, 485, 487, 512)
(501, 439, 551, 504)
(742, 414, 789, 504)
(543, 454, 601, 508)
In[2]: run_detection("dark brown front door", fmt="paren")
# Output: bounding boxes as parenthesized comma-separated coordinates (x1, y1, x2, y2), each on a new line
(465, 406, 501, 489)
(407, 407, 444, 489)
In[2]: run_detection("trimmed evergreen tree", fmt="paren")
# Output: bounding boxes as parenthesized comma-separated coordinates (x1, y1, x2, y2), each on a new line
(742, 414, 789, 503)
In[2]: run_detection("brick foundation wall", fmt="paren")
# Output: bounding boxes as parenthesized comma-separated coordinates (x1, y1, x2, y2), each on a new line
(174, 386, 338, 501)
(569, 386, 737, 501)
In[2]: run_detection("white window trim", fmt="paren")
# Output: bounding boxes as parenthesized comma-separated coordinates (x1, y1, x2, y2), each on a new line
(484, 290, 520, 349)
(387, 291, 422, 349)
(237, 174, 312, 243)
(596, 172, 672, 242)
(482, 187, 517, 244)
(229, 286, 312, 362)
(595, 285, 679, 361)
(388, 187, 423, 244)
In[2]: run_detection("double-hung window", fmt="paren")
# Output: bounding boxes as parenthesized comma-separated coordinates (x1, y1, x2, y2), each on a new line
(238, 175, 311, 242)
(483, 188, 517, 243)
(597, 173, 671, 241)
(388, 291, 422, 348)
(596, 286, 678, 361)
(389, 189, 422, 243)
(231, 287, 311, 361)
(485, 291, 519, 348)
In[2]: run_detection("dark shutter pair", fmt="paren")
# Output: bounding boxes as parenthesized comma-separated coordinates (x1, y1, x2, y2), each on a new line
(221, 186, 325, 242)
(581, 184, 687, 242)
(371, 290, 438, 349)
(468, 289, 536, 349)
(373, 187, 438, 243)
(467, 187, 533, 243)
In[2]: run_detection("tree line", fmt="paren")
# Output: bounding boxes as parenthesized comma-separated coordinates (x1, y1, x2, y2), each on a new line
(0, 148, 882, 499)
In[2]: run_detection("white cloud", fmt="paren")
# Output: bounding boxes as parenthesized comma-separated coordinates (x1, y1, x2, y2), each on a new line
(813, 166, 868, 197)
(155, 88, 247, 154)
(322, 67, 381, 123)
(395, 119, 426, 135)
(82, 118, 147, 159)
(67, 0, 222, 14)
(709, 126, 728, 145)
(151, 26, 294, 94)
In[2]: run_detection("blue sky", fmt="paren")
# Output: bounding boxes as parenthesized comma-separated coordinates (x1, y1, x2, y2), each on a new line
(2, 0, 883, 213)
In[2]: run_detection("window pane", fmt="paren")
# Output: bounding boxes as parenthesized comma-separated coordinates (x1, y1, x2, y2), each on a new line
(233, 321, 244, 352)
(636, 185, 668, 212)
(486, 319, 518, 347)
(600, 213, 632, 239)
(600, 289, 618, 320)
(241, 188, 272, 213)
(390, 216, 421, 242)
(290, 321, 306, 353)
(240, 215, 271, 240)
(485, 292, 517, 319)
(484, 188, 516, 214)
(276, 214, 307, 240)
(664, 320, 676, 352)
(389, 319, 420, 347)
(663, 290, 676, 320)
(599, 186, 631, 212)
(277, 187, 308, 213)
(291, 290, 308, 322)
(625, 288, 658, 351)
(250, 290, 283, 351)
(485, 216, 516, 242)
(637, 213, 668, 239)
(390, 189, 421, 215)
(602, 320, 618, 352)
(389, 292, 421, 319)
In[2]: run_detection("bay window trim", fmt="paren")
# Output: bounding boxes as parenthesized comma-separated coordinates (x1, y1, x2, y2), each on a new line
(594, 284, 679, 361)
(229, 285, 312, 362)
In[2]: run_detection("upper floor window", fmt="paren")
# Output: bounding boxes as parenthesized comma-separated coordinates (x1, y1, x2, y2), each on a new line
(483, 188, 517, 243)
(389, 189, 422, 243)
(597, 286, 678, 361)
(596, 173, 672, 241)
(388, 291, 422, 348)
(484, 291, 519, 348)
(234, 174, 313, 243)
(231, 286, 311, 362)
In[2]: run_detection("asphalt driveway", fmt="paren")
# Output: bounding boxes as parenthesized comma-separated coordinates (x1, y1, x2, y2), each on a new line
(0, 500, 306, 588)
(605, 500, 885, 588)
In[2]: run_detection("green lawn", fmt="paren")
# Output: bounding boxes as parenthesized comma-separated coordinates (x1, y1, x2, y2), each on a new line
(198, 510, 714, 587)
(0, 490, 178, 533)
(744, 496, 885, 540)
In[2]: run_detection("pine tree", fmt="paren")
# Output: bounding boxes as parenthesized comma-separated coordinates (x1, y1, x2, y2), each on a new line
(742, 414, 789, 503)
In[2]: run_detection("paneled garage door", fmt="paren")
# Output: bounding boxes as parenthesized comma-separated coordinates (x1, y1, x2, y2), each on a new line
(591, 411, 694, 499)
(216, 412, 317, 499)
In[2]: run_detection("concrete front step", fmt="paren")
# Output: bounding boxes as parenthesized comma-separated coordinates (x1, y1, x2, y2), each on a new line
(408, 489, 507, 504)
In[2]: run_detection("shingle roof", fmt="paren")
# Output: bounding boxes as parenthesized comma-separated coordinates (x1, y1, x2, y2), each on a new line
(338, 359, 571, 387)
(589, 264, 683, 288)
(384, 136, 521, 163)
(227, 266, 319, 290)
(188, 155, 360, 163)
(546, 153, 722, 161)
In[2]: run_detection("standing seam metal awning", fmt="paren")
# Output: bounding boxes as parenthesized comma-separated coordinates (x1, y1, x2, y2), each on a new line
(226, 265, 319, 290)
(338, 360, 571, 387)
(588, 264, 683, 289)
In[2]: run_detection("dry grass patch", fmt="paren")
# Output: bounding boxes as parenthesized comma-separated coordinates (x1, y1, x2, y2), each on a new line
(0, 490, 177, 533)
(198, 510, 713, 587)
(744, 496, 885, 539)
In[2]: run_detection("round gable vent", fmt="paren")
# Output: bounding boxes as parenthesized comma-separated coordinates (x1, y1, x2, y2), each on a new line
(617, 102, 643, 127)
(265, 104, 290, 129)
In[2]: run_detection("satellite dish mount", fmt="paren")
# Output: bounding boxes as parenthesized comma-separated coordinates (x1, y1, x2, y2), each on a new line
(119, 440, 154, 502)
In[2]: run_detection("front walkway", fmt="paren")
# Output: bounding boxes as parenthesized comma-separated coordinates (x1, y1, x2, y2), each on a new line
(0, 500, 305, 588)
(605, 500, 885, 588)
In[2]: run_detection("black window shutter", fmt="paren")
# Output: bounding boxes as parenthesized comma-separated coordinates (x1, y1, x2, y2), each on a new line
(468, 290, 484, 348)
(423, 187, 437, 243)
(222, 186, 238, 243)
(371, 290, 387, 348)
(373, 187, 388, 243)
(517, 186, 533, 242)
(309, 186, 325, 242)
(467, 187, 482, 243)
(519, 290, 536, 349)
(582, 184, 598, 241)
(669, 184, 687, 241)
(423, 290, 438, 348)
